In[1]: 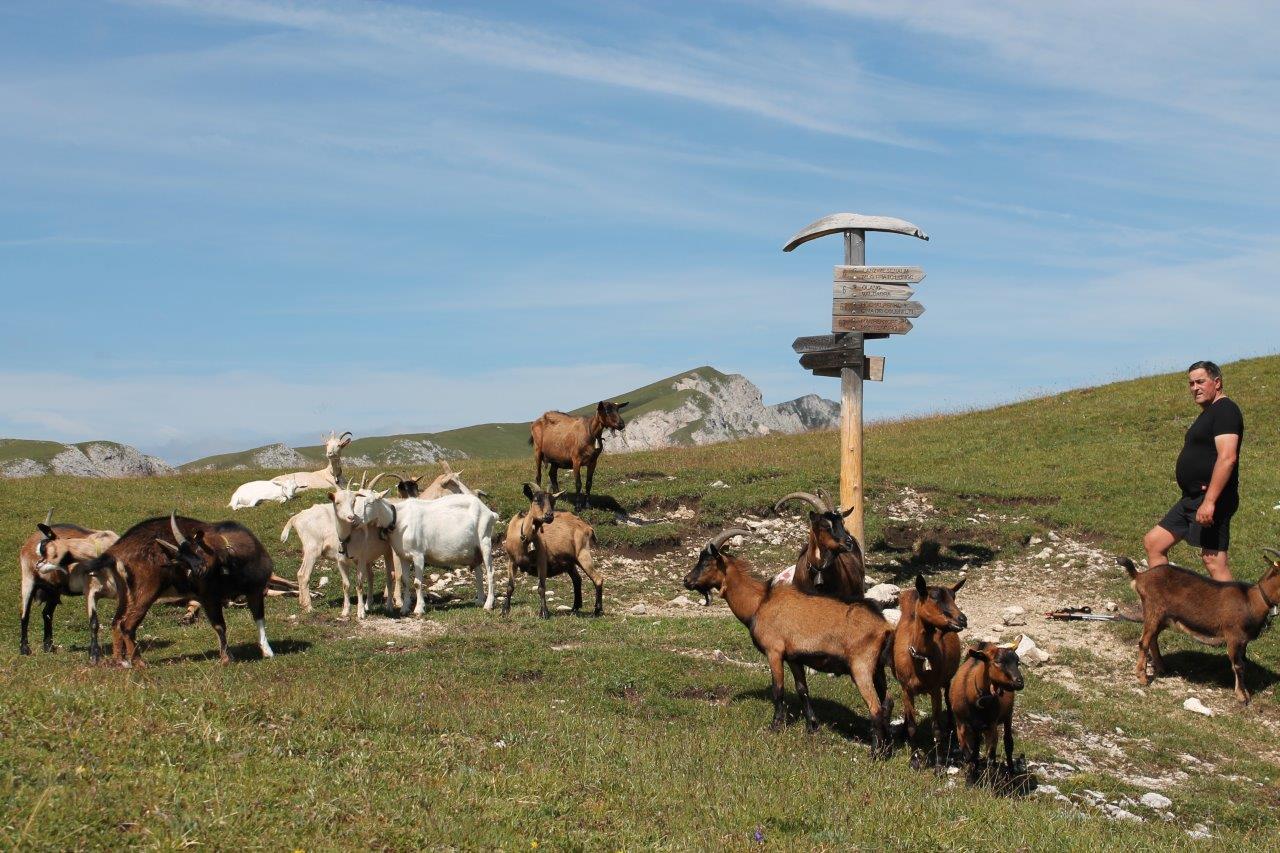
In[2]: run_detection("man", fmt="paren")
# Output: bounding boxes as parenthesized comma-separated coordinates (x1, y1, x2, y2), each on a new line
(1143, 361, 1243, 581)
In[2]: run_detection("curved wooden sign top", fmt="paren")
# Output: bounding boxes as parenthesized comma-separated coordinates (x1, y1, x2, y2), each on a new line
(783, 213, 929, 252)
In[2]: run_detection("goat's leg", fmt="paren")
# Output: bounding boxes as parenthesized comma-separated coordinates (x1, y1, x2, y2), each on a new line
(534, 449, 544, 487)
(851, 656, 890, 758)
(354, 557, 369, 620)
(536, 548, 550, 620)
(411, 556, 427, 616)
(502, 558, 517, 616)
(767, 650, 787, 731)
(246, 587, 274, 659)
(19, 571, 36, 655)
(572, 461, 585, 510)
(584, 459, 598, 509)
(1137, 618, 1162, 684)
(1148, 631, 1167, 676)
(385, 549, 401, 614)
(180, 599, 201, 625)
(202, 597, 231, 664)
(547, 464, 560, 493)
(1002, 717, 1015, 769)
(335, 556, 353, 618)
(789, 662, 819, 732)
(480, 538, 495, 611)
(928, 687, 947, 755)
(87, 585, 103, 664)
(1227, 635, 1251, 704)
(296, 548, 317, 612)
(900, 688, 919, 743)
(118, 581, 162, 667)
(41, 593, 59, 653)
(567, 566, 584, 612)
(578, 550, 604, 616)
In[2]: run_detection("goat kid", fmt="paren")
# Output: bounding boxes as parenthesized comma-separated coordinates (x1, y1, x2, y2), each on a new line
(1119, 553, 1280, 703)
(773, 490, 866, 602)
(530, 401, 627, 509)
(891, 574, 967, 751)
(948, 640, 1025, 777)
(684, 529, 894, 756)
(501, 483, 602, 618)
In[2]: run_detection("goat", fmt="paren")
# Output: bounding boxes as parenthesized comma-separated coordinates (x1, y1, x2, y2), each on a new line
(333, 489, 498, 614)
(773, 490, 866, 601)
(891, 574, 967, 751)
(272, 430, 351, 491)
(80, 513, 277, 666)
(948, 640, 1024, 776)
(683, 528, 894, 755)
(229, 475, 300, 509)
(501, 483, 602, 618)
(282, 498, 395, 617)
(530, 401, 628, 509)
(19, 510, 118, 656)
(1118, 553, 1280, 703)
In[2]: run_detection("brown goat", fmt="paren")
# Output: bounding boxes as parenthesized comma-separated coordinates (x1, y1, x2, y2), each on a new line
(683, 528, 894, 755)
(1119, 553, 1280, 703)
(892, 574, 967, 750)
(19, 511, 117, 656)
(502, 483, 602, 618)
(530, 400, 628, 509)
(948, 640, 1025, 776)
(80, 514, 277, 666)
(774, 490, 865, 601)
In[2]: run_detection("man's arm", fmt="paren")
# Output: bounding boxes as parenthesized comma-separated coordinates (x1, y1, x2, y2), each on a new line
(1196, 433, 1240, 525)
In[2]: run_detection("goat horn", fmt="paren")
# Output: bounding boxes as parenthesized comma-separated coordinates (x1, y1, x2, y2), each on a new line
(439, 459, 453, 474)
(773, 492, 828, 514)
(366, 473, 393, 491)
(43, 507, 53, 526)
(814, 488, 838, 513)
(339, 431, 352, 441)
(1263, 547, 1280, 562)
(169, 512, 188, 547)
(709, 527, 752, 549)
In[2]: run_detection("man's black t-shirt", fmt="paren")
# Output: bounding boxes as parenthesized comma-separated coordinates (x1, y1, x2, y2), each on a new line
(1175, 397, 1244, 502)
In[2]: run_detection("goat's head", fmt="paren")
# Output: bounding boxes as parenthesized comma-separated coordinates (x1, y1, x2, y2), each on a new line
(324, 430, 353, 459)
(774, 491, 857, 554)
(401, 474, 425, 498)
(684, 528, 751, 594)
(966, 640, 1025, 693)
(522, 482, 560, 525)
(280, 476, 301, 499)
(154, 513, 224, 579)
(33, 521, 75, 580)
(1259, 549, 1280, 601)
(596, 400, 629, 432)
(911, 573, 967, 632)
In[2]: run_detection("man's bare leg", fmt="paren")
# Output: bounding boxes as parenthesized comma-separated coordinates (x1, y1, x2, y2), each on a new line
(1201, 549, 1232, 582)
(1143, 525, 1178, 568)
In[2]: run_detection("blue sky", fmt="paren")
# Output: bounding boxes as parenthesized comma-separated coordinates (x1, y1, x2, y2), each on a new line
(2, 0, 1277, 462)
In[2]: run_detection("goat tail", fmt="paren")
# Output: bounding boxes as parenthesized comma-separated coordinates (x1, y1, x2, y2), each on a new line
(1116, 555, 1140, 578)
(527, 435, 535, 446)
(280, 514, 298, 543)
(879, 630, 895, 671)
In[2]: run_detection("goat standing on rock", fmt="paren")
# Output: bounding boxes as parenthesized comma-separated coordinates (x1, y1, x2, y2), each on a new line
(684, 528, 894, 756)
(502, 483, 602, 618)
(530, 401, 627, 509)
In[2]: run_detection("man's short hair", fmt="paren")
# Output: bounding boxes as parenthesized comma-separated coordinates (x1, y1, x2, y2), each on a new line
(1188, 360, 1223, 381)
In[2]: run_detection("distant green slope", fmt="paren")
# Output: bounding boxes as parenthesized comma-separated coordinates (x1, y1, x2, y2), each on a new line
(0, 439, 129, 466)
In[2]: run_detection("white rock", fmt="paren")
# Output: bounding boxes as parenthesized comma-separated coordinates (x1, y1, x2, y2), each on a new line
(1047, 531, 1059, 541)
(1015, 634, 1050, 665)
(1034, 547, 1053, 559)
(667, 595, 695, 608)
(882, 608, 901, 627)
(709, 480, 730, 489)
(1001, 606, 1027, 626)
(629, 603, 647, 616)
(1029, 537, 1043, 546)
(1183, 697, 1215, 717)
(1035, 784, 1060, 796)
(1106, 806, 1143, 823)
(1140, 792, 1172, 810)
(864, 583, 901, 606)
(1188, 824, 1212, 840)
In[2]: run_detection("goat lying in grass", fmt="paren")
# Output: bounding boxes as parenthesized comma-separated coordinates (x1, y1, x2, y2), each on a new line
(501, 483, 602, 618)
(773, 489, 865, 601)
(949, 640, 1024, 778)
(1119, 553, 1280, 703)
(684, 528, 894, 756)
(891, 574, 967, 751)
(229, 476, 300, 509)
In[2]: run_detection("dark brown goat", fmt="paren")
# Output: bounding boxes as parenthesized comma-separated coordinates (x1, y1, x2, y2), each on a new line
(774, 490, 865, 601)
(80, 514, 277, 667)
(892, 574, 967, 750)
(1119, 553, 1280, 703)
(530, 400, 628, 508)
(948, 640, 1025, 776)
(683, 528, 894, 756)
(501, 483, 602, 618)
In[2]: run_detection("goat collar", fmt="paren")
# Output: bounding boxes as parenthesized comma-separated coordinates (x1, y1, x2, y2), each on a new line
(907, 645, 933, 671)
(377, 503, 397, 540)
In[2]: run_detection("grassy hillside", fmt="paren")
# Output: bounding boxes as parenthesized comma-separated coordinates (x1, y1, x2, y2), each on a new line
(3, 356, 1279, 848)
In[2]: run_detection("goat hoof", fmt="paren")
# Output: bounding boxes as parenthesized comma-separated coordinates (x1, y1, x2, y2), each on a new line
(592, 608, 603, 617)
(769, 719, 785, 733)
(43, 643, 55, 653)
(804, 720, 819, 734)
(19, 645, 31, 656)
(539, 609, 551, 620)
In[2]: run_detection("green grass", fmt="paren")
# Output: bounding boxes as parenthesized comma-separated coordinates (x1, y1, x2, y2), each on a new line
(4, 356, 1280, 848)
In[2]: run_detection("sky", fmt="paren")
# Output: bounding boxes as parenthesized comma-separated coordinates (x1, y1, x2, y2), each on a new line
(2, 0, 1277, 463)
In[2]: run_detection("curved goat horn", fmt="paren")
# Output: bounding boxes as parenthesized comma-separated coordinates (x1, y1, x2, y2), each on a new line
(1263, 547, 1280, 563)
(709, 527, 752, 550)
(339, 431, 352, 441)
(43, 507, 53, 526)
(773, 492, 829, 514)
(169, 511, 188, 547)
(814, 488, 839, 513)
(439, 459, 454, 474)
(365, 472, 394, 491)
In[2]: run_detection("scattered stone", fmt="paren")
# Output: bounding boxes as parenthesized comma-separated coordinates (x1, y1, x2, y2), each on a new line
(1183, 697, 1215, 717)
(1034, 547, 1053, 560)
(1105, 805, 1142, 823)
(709, 480, 730, 489)
(864, 583, 901, 606)
(1140, 792, 1172, 810)
(1034, 784, 1060, 796)
(629, 603, 647, 616)
(882, 608, 901, 627)
(556, 605, 571, 612)
(668, 595, 695, 608)
(1016, 634, 1050, 665)
(1029, 536, 1043, 546)
(1105, 600, 1117, 612)
(1187, 824, 1212, 840)
(1047, 531, 1060, 541)
(1001, 606, 1027, 626)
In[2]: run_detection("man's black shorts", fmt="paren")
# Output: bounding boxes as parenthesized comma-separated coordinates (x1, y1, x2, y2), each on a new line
(1159, 494, 1237, 551)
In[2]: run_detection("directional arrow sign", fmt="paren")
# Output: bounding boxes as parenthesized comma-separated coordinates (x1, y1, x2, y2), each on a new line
(832, 316, 913, 334)
(799, 350, 861, 370)
(833, 282, 914, 300)
(811, 356, 885, 380)
(832, 299, 925, 318)
(834, 265, 925, 284)
(792, 333, 863, 354)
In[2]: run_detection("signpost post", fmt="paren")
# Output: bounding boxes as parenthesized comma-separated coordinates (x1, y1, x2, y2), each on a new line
(784, 213, 929, 546)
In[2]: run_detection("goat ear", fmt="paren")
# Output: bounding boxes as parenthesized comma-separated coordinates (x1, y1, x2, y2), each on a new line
(328, 492, 337, 503)
(706, 542, 721, 558)
(841, 506, 856, 519)
(522, 483, 536, 501)
(617, 401, 629, 409)
(193, 531, 214, 553)
(952, 575, 966, 594)
(808, 510, 821, 525)
(37, 523, 55, 539)
(966, 647, 990, 662)
(915, 573, 928, 598)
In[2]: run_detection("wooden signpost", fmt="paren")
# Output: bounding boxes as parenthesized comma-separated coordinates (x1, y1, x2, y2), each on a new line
(784, 212, 929, 545)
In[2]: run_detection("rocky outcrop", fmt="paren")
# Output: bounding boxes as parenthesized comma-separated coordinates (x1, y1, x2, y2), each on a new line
(249, 443, 310, 469)
(602, 371, 838, 453)
(1, 442, 174, 479)
(375, 439, 467, 466)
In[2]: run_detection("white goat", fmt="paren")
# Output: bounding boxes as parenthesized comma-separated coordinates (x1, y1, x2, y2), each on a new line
(336, 489, 498, 615)
(229, 475, 300, 510)
(272, 430, 351, 491)
(281, 497, 396, 618)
